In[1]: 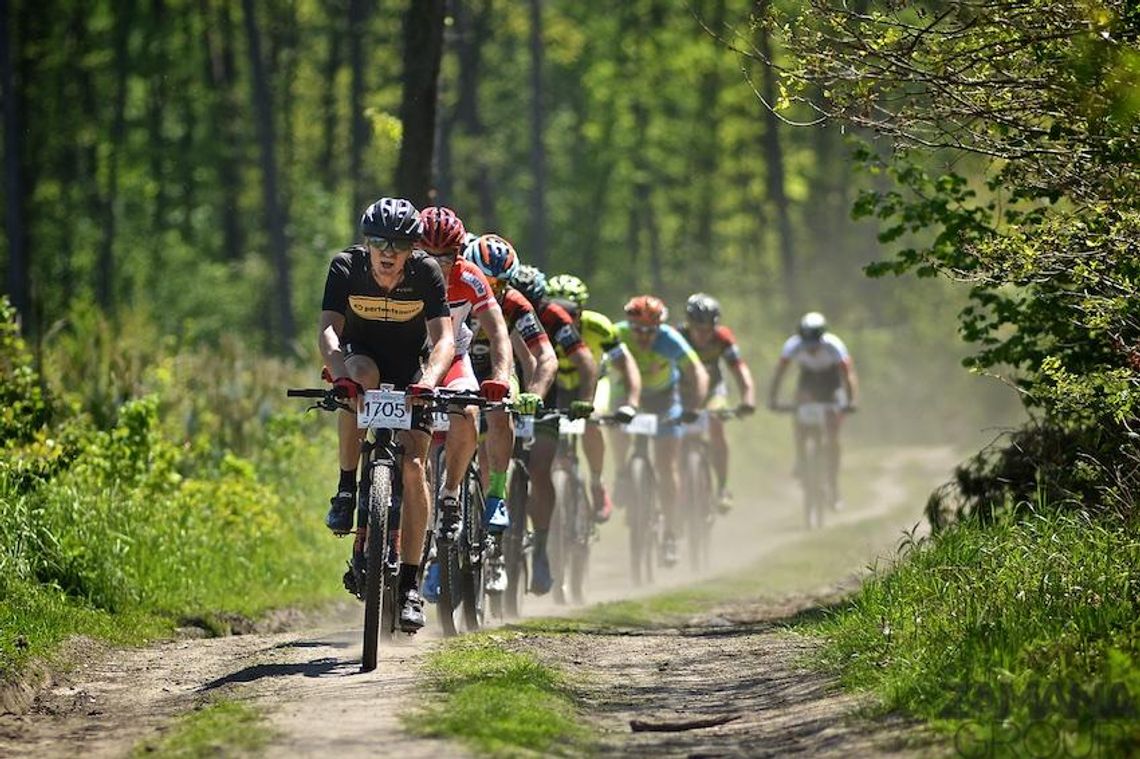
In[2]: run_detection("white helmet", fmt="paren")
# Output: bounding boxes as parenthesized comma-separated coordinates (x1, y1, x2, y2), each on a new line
(798, 312, 827, 341)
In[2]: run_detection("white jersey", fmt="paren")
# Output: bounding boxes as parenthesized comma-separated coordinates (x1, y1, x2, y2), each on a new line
(779, 333, 850, 372)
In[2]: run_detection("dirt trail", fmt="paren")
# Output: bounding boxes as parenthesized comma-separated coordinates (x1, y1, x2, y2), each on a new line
(0, 445, 957, 758)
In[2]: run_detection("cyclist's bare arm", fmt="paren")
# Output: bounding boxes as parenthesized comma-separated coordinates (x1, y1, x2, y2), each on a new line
(319, 310, 349, 379)
(611, 344, 642, 407)
(767, 358, 791, 406)
(511, 331, 538, 387)
(477, 306, 513, 383)
(729, 358, 757, 408)
(841, 360, 859, 406)
(523, 334, 558, 397)
(422, 316, 456, 387)
(679, 356, 709, 410)
(568, 346, 598, 402)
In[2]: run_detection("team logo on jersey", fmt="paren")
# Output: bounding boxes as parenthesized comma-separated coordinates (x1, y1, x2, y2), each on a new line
(349, 295, 425, 322)
(554, 324, 576, 345)
(460, 270, 489, 298)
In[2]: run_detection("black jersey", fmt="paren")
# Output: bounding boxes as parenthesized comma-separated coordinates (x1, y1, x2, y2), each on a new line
(322, 246, 450, 364)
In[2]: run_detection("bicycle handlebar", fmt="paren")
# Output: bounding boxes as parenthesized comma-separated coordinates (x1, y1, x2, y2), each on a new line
(284, 386, 511, 413)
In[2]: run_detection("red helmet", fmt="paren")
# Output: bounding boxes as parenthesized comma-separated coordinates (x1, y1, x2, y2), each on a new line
(624, 295, 669, 326)
(419, 206, 467, 253)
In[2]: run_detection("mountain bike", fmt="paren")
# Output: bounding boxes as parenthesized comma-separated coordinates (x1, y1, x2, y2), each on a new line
(425, 390, 506, 637)
(608, 412, 665, 586)
(679, 409, 741, 571)
(286, 383, 424, 672)
(774, 401, 848, 529)
(547, 413, 593, 605)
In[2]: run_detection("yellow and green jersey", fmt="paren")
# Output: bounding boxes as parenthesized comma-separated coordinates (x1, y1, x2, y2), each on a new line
(556, 309, 622, 390)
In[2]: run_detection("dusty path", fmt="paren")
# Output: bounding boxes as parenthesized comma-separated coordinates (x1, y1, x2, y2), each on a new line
(0, 445, 958, 758)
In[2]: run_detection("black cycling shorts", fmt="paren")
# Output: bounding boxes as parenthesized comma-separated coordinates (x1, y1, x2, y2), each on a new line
(344, 341, 431, 434)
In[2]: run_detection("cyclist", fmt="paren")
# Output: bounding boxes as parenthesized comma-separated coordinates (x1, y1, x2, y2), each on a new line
(511, 265, 598, 594)
(418, 208, 513, 543)
(319, 197, 454, 633)
(465, 233, 557, 529)
(678, 293, 757, 512)
(767, 311, 859, 509)
(613, 295, 708, 567)
(545, 273, 640, 522)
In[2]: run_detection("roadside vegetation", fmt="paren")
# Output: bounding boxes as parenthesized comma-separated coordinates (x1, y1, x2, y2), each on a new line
(0, 297, 343, 679)
(812, 510, 1140, 755)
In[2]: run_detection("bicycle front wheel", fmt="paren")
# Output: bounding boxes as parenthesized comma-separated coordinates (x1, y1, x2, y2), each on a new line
(504, 462, 530, 618)
(362, 464, 393, 672)
(627, 456, 656, 586)
(684, 446, 713, 571)
(459, 466, 488, 632)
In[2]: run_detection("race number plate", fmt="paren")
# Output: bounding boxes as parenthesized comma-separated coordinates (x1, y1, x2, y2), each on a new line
(514, 415, 536, 441)
(797, 403, 828, 427)
(559, 417, 586, 435)
(432, 410, 451, 431)
(358, 388, 412, 430)
(623, 413, 658, 436)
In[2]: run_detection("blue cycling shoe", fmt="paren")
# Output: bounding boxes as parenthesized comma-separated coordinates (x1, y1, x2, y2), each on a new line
(483, 496, 510, 533)
(422, 560, 441, 604)
(530, 548, 553, 595)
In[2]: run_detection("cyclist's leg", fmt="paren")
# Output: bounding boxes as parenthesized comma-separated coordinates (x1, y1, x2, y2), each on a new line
(653, 432, 682, 565)
(526, 423, 558, 593)
(438, 355, 480, 537)
(327, 353, 380, 532)
(397, 422, 432, 629)
(706, 387, 731, 508)
(480, 373, 518, 530)
(582, 423, 613, 521)
(825, 404, 843, 507)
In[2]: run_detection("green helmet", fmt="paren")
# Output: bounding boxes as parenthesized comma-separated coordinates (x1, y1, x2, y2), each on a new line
(546, 274, 590, 308)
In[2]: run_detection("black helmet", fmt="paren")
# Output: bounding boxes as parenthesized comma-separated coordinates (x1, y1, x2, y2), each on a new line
(359, 197, 423, 241)
(798, 311, 827, 342)
(685, 293, 721, 325)
(511, 265, 547, 306)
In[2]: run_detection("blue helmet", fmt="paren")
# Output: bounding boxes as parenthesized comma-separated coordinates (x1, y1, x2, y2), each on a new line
(511, 265, 547, 306)
(464, 234, 520, 282)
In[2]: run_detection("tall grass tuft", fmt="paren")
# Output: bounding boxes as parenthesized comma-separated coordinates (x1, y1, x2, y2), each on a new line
(813, 509, 1140, 755)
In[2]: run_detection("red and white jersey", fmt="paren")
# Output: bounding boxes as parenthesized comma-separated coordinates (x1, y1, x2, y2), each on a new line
(446, 258, 499, 356)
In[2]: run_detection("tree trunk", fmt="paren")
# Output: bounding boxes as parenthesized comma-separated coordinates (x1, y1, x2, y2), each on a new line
(455, 0, 497, 230)
(526, 0, 547, 268)
(201, 0, 243, 259)
(348, 0, 370, 219)
(97, 0, 136, 314)
(2, 0, 29, 327)
(319, 10, 343, 191)
(394, 0, 446, 207)
(691, 0, 726, 285)
(242, 0, 295, 351)
(754, 2, 796, 308)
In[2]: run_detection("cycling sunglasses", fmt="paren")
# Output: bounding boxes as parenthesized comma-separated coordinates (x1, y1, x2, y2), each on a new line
(365, 236, 414, 254)
(422, 246, 460, 262)
(631, 324, 659, 335)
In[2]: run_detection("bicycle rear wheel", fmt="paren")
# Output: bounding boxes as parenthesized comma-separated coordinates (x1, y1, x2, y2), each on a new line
(433, 446, 464, 637)
(627, 456, 656, 586)
(504, 463, 530, 618)
(567, 475, 590, 605)
(684, 446, 713, 571)
(362, 464, 392, 672)
(549, 469, 574, 605)
(803, 432, 824, 529)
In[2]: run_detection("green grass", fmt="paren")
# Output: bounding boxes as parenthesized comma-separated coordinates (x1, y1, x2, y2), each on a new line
(131, 698, 272, 758)
(0, 401, 347, 680)
(409, 634, 590, 756)
(809, 509, 1140, 756)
